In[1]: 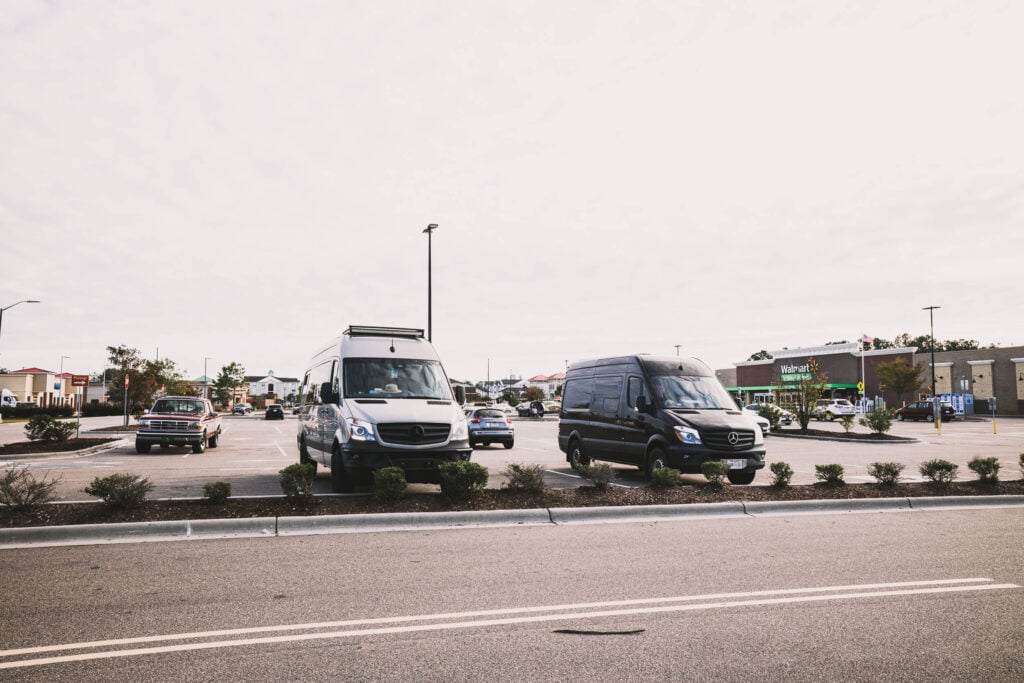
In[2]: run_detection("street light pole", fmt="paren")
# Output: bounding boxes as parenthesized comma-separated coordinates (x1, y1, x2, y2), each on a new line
(204, 357, 211, 400)
(422, 223, 438, 341)
(58, 355, 70, 408)
(922, 306, 940, 398)
(0, 299, 41, 347)
(674, 345, 681, 356)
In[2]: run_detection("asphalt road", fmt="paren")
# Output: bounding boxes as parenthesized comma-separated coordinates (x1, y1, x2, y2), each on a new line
(1, 414, 1023, 500)
(1, 506, 1021, 680)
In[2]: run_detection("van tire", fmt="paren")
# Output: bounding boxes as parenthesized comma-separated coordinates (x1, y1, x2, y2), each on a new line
(567, 439, 590, 469)
(644, 447, 667, 480)
(331, 448, 353, 493)
(727, 469, 756, 485)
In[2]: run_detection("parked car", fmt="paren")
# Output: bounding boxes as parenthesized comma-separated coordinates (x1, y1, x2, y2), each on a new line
(742, 410, 771, 436)
(265, 404, 285, 420)
(515, 402, 533, 417)
(895, 401, 955, 422)
(743, 404, 793, 427)
(232, 403, 253, 415)
(813, 398, 856, 420)
(136, 396, 222, 454)
(465, 407, 514, 449)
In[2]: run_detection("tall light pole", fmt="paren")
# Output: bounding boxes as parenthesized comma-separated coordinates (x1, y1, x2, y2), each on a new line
(422, 223, 438, 341)
(923, 306, 940, 398)
(0, 299, 41, 347)
(58, 355, 70, 408)
(674, 345, 681, 356)
(204, 357, 211, 400)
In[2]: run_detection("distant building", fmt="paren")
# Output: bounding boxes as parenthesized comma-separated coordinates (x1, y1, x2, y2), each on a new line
(245, 371, 300, 403)
(526, 372, 565, 398)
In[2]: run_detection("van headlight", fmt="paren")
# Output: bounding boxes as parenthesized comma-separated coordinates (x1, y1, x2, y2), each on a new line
(674, 425, 702, 445)
(450, 418, 469, 441)
(346, 417, 376, 442)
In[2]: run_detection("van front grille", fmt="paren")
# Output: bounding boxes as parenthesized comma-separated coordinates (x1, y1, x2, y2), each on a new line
(702, 429, 756, 451)
(378, 422, 451, 446)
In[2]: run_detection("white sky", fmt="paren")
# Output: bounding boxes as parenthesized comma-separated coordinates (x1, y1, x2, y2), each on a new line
(2, 0, 1021, 385)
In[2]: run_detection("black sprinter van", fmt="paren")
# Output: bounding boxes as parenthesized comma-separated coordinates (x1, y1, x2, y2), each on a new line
(558, 355, 765, 484)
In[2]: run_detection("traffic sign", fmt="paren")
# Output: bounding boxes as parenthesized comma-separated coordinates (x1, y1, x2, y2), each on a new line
(856, 381, 864, 392)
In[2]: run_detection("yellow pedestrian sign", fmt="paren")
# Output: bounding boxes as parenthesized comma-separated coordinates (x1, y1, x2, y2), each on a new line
(856, 381, 864, 392)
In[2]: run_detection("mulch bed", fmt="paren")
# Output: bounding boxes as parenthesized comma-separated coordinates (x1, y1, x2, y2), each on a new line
(3, 480, 1021, 529)
(0, 438, 121, 455)
(774, 428, 911, 441)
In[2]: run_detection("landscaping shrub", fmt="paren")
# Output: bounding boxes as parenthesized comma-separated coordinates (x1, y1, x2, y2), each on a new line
(649, 467, 684, 489)
(373, 466, 408, 501)
(967, 456, 1000, 483)
(574, 461, 614, 491)
(502, 463, 547, 494)
(814, 464, 845, 486)
(859, 408, 896, 435)
(1019, 453, 1024, 479)
(84, 473, 153, 509)
(202, 481, 232, 505)
(700, 461, 728, 489)
(867, 461, 905, 486)
(439, 461, 489, 499)
(24, 415, 76, 443)
(769, 461, 793, 488)
(839, 414, 855, 434)
(0, 465, 62, 508)
(279, 463, 316, 503)
(919, 459, 958, 485)
(756, 404, 783, 431)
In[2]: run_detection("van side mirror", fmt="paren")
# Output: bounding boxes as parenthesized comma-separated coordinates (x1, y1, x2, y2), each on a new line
(320, 382, 337, 404)
(635, 394, 650, 413)
(454, 385, 466, 405)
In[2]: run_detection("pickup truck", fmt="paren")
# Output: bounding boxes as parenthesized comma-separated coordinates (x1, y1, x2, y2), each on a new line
(136, 396, 223, 454)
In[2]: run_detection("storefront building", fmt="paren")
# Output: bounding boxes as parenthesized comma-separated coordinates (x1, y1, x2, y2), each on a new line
(725, 343, 1024, 416)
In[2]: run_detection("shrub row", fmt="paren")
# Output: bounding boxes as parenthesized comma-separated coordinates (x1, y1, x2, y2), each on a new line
(765, 456, 1012, 488)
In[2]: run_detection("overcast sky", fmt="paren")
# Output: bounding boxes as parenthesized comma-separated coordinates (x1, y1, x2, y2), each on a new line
(2, 0, 1021, 386)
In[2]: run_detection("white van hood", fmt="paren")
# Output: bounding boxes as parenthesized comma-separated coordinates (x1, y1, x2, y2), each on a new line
(345, 398, 461, 423)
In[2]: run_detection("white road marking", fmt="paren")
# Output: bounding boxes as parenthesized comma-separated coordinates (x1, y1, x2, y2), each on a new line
(1, 578, 1016, 669)
(273, 441, 288, 457)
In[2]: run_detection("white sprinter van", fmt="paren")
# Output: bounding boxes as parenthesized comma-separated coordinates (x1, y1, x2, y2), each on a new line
(296, 326, 471, 492)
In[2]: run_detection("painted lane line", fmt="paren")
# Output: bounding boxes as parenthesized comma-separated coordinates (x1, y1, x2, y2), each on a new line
(0, 578, 1004, 659)
(274, 441, 288, 457)
(0, 583, 1018, 670)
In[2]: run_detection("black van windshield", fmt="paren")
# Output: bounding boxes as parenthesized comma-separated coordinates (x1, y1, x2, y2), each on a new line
(649, 375, 735, 410)
(343, 358, 451, 400)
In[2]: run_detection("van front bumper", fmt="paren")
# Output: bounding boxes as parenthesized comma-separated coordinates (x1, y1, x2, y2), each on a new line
(340, 440, 473, 483)
(665, 445, 766, 473)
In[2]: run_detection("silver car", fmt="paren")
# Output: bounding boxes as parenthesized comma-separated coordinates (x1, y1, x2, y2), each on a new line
(464, 407, 515, 449)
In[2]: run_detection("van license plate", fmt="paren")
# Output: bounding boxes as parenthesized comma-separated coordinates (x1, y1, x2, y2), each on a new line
(725, 459, 746, 470)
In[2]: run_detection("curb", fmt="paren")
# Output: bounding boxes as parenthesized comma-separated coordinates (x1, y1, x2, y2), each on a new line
(2, 496, 1022, 549)
(0, 438, 128, 461)
(770, 433, 918, 444)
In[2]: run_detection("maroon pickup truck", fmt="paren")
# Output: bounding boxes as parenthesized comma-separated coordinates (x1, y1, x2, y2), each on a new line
(136, 396, 223, 454)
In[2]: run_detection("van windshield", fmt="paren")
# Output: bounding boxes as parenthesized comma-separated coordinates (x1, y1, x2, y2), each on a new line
(649, 375, 735, 410)
(343, 358, 452, 400)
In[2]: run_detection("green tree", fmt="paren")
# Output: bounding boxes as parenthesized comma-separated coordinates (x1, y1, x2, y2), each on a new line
(875, 358, 925, 405)
(105, 345, 145, 409)
(214, 362, 247, 406)
(522, 386, 545, 401)
(787, 358, 829, 433)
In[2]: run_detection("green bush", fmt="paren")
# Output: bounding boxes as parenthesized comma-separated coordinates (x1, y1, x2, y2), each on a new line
(1019, 453, 1023, 479)
(967, 456, 1000, 483)
(701, 461, 728, 489)
(839, 414, 856, 434)
(24, 415, 76, 443)
(574, 461, 614, 491)
(649, 467, 684, 489)
(769, 461, 793, 488)
(502, 463, 547, 494)
(814, 464, 845, 486)
(84, 473, 153, 509)
(919, 459, 958, 485)
(0, 465, 62, 508)
(867, 461, 905, 486)
(373, 467, 408, 501)
(202, 481, 232, 505)
(279, 462, 316, 503)
(756, 404, 783, 431)
(859, 408, 896, 435)
(439, 461, 489, 499)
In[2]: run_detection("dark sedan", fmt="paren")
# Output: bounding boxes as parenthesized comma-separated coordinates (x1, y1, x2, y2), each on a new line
(265, 404, 285, 420)
(895, 401, 955, 422)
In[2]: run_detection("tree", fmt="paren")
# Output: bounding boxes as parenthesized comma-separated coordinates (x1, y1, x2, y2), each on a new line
(105, 345, 146, 409)
(875, 358, 925, 405)
(522, 386, 545, 401)
(747, 350, 773, 361)
(787, 357, 830, 433)
(214, 362, 247, 406)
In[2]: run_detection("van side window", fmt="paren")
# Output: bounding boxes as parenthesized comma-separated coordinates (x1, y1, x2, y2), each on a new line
(592, 376, 623, 418)
(562, 379, 592, 412)
(627, 377, 644, 410)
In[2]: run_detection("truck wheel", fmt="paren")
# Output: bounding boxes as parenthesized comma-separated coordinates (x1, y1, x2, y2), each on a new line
(136, 442, 151, 454)
(567, 439, 590, 469)
(727, 469, 756, 485)
(331, 448, 353, 493)
(208, 431, 219, 448)
(926, 414, 934, 422)
(192, 433, 206, 454)
(645, 447, 667, 479)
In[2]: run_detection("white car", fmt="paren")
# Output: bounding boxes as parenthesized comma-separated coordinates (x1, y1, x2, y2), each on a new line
(743, 411, 771, 436)
(743, 404, 793, 427)
(813, 398, 856, 420)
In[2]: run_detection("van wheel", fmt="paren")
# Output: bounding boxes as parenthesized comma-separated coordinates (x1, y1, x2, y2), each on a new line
(727, 469, 756, 485)
(331, 448, 353, 493)
(567, 439, 590, 469)
(925, 414, 934, 422)
(645, 447, 667, 480)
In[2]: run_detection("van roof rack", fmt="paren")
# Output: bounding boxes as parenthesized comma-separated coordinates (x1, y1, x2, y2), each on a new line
(344, 326, 425, 339)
